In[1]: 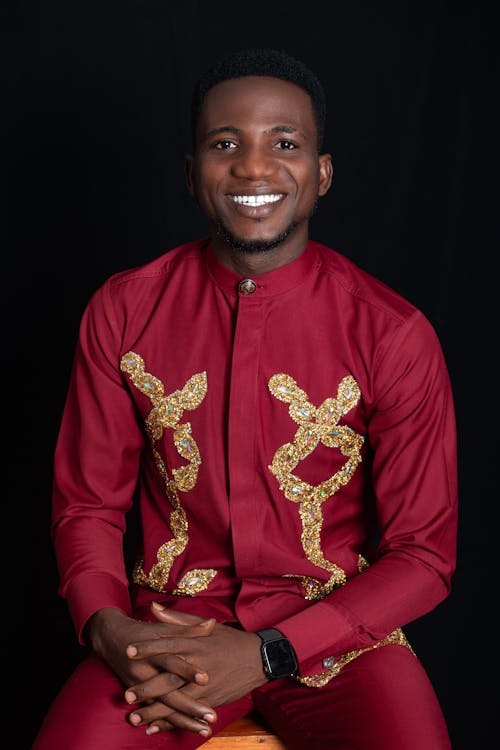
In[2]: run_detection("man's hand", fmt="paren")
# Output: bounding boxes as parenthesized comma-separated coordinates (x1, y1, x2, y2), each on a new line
(123, 603, 268, 735)
(86, 607, 218, 736)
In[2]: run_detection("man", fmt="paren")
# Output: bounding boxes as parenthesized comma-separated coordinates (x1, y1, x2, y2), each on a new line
(33, 48, 457, 749)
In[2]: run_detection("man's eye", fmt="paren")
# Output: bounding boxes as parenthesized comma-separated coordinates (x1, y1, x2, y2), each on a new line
(278, 140, 296, 150)
(215, 140, 237, 150)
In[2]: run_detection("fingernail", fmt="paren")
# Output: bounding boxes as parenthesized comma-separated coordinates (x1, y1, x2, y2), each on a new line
(151, 601, 165, 611)
(146, 725, 160, 735)
(125, 690, 137, 703)
(129, 712, 141, 725)
(199, 728, 211, 737)
(127, 645, 138, 657)
(203, 712, 216, 723)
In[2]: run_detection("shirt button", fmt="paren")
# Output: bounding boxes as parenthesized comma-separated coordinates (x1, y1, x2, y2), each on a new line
(238, 278, 257, 295)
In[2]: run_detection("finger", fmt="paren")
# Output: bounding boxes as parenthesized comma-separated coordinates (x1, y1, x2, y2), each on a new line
(128, 704, 212, 737)
(145, 720, 174, 735)
(129, 683, 217, 725)
(126, 634, 203, 660)
(125, 671, 184, 705)
(128, 694, 216, 734)
(126, 645, 209, 685)
(150, 602, 205, 624)
(151, 654, 209, 685)
(125, 672, 213, 711)
(147, 718, 212, 738)
(126, 619, 216, 659)
(151, 603, 216, 634)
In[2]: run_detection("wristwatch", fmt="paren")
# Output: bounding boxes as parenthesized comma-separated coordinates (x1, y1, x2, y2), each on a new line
(256, 628, 298, 679)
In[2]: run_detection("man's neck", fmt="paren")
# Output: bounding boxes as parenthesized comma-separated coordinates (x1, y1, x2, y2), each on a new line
(211, 236, 309, 278)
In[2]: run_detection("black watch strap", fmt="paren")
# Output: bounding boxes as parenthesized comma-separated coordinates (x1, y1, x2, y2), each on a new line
(256, 628, 284, 641)
(256, 628, 298, 679)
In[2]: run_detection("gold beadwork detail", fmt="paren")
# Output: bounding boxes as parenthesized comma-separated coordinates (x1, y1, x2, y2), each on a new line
(120, 352, 217, 594)
(283, 551, 369, 600)
(357, 553, 369, 572)
(297, 627, 414, 687)
(295, 557, 415, 687)
(269, 374, 364, 597)
(283, 573, 339, 601)
(173, 569, 218, 596)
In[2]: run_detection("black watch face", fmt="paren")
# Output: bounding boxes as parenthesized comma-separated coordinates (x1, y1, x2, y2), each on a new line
(264, 639, 297, 678)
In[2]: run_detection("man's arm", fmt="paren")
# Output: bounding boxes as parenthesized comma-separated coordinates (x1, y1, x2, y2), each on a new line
(275, 310, 458, 678)
(52, 284, 220, 735)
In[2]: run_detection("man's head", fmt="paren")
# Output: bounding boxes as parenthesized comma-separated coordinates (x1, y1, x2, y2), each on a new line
(191, 48, 327, 152)
(186, 49, 332, 267)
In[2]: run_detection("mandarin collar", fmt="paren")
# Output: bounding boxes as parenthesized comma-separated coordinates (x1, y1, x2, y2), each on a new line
(205, 239, 319, 298)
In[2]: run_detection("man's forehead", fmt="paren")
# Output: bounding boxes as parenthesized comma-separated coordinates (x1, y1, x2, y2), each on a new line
(202, 75, 311, 102)
(197, 76, 316, 128)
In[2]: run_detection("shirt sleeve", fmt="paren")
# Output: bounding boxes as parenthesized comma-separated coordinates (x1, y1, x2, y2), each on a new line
(51, 281, 145, 643)
(275, 311, 458, 677)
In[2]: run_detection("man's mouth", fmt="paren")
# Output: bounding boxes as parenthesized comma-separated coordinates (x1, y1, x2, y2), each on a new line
(229, 194, 284, 206)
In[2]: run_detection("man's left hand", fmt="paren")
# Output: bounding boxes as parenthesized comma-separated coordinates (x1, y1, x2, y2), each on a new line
(124, 603, 268, 735)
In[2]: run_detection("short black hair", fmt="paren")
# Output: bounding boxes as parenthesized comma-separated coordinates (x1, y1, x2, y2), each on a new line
(191, 48, 326, 151)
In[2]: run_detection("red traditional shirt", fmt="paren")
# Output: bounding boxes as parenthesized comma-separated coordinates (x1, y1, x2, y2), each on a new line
(52, 238, 457, 682)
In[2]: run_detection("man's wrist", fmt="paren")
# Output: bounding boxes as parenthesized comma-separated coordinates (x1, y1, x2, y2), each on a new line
(255, 628, 298, 679)
(85, 607, 129, 651)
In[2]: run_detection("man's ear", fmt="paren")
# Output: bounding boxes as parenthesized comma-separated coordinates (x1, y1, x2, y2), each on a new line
(185, 154, 195, 197)
(318, 153, 333, 197)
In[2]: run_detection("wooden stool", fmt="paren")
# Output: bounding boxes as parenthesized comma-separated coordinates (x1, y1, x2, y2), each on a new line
(205, 712, 289, 748)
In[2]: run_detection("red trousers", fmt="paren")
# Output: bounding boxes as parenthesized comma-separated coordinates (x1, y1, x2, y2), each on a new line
(32, 645, 451, 749)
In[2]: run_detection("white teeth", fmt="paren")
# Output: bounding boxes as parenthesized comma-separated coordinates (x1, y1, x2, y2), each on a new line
(231, 194, 283, 206)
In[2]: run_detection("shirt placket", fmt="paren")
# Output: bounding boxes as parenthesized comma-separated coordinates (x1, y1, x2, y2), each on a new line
(227, 278, 265, 577)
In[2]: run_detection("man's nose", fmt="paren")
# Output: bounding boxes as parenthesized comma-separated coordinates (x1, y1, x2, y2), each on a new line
(230, 145, 276, 180)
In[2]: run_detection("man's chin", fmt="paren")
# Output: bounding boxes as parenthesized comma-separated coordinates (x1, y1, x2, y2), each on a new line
(216, 221, 299, 254)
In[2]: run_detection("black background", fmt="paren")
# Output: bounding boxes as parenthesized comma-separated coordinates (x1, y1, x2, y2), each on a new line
(3, 2, 498, 748)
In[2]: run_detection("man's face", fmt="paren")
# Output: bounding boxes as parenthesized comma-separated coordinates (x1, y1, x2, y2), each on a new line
(186, 76, 332, 259)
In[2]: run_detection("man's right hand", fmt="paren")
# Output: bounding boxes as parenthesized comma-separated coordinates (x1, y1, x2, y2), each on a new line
(86, 607, 218, 736)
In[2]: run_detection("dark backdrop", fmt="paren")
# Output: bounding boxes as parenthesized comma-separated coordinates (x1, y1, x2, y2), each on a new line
(3, 2, 497, 748)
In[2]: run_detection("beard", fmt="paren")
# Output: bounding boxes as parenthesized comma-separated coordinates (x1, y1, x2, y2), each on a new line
(214, 199, 320, 254)
(215, 219, 300, 254)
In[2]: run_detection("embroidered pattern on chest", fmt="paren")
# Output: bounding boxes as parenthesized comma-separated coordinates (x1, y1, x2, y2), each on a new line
(120, 351, 217, 595)
(268, 373, 364, 598)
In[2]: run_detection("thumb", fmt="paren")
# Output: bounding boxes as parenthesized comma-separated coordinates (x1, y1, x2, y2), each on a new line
(150, 602, 216, 634)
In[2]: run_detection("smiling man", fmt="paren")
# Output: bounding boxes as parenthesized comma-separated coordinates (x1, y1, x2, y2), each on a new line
(186, 73, 331, 270)
(33, 49, 457, 750)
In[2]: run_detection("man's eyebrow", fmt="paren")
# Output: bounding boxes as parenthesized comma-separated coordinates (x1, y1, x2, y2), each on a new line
(204, 125, 308, 139)
(205, 126, 241, 138)
(268, 125, 307, 138)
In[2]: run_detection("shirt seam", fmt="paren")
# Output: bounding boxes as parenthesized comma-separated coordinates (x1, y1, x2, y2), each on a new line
(317, 262, 414, 326)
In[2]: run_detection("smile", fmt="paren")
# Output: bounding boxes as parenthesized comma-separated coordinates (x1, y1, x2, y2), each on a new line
(230, 194, 284, 206)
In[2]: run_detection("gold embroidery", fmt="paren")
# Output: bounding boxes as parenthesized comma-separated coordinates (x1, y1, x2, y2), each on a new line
(297, 627, 414, 687)
(357, 553, 369, 572)
(121, 352, 217, 595)
(295, 556, 414, 687)
(283, 554, 371, 601)
(173, 569, 218, 596)
(268, 374, 364, 597)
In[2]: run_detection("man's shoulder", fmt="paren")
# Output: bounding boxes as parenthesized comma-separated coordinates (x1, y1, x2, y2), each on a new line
(104, 237, 209, 292)
(311, 240, 419, 324)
